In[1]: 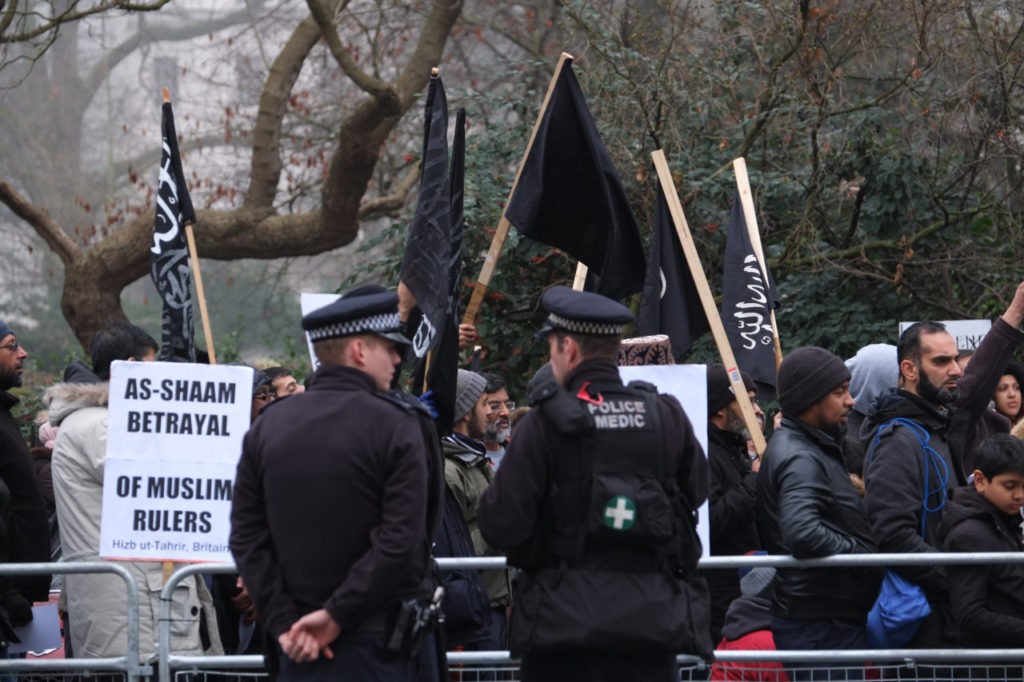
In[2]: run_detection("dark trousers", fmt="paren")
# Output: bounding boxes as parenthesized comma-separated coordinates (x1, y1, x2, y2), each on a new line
(278, 630, 415, 682)
(706, 570, 741, 646)
(520, 650, 676, 682)
(772, 615, 866, 682)
(486, 607, 508, 650)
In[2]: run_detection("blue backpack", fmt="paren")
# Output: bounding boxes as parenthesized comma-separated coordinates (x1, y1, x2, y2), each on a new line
(864, 417, 945, 648)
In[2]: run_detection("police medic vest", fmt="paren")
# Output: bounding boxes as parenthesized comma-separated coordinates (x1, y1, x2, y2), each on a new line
(579, 380, 674, 552)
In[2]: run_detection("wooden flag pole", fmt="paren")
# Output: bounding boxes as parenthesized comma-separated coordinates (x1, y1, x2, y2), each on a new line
(184, 224, 217, 365)
(461, 52, 574, 327)
(163, 88, 217, 365)
(572, 262, 588, 291)
(652, 150, 766, 455)
(733, 157, 782, 371)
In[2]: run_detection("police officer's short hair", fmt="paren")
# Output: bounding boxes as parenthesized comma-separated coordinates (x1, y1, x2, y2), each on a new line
(552, 331, 621, 361)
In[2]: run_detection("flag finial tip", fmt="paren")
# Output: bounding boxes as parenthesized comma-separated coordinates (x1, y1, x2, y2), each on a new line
(560, 51, 574, 61)
(162, 87, 171, 104)
(430, 67, 439, 77)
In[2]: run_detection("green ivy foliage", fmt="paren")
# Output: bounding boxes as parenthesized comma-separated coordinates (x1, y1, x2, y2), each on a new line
(341, 1, 1024, 396)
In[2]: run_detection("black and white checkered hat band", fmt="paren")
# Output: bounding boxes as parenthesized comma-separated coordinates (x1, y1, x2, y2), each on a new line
(546, 312, 624, 336)
(307, 312, 401, 342)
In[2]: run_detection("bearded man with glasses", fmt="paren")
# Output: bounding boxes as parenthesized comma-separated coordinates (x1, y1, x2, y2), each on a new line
(481, 373, 515, 471)
(0, 321, 53, 622)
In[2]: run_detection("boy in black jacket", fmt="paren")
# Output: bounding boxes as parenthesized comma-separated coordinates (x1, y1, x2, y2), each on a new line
(940, 433, 1024, 648)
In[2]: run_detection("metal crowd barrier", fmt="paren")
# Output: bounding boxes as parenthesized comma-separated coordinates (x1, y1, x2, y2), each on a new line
(158, 562, 259, 682)
(152, 552, 1024, 682)
(0, 554, 1012, 681)
(0, 560, 147, 681)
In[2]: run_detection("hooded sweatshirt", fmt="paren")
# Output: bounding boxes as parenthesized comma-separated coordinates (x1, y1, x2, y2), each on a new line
(711, 595, 788, 681)
(939, 486, 1024, 647)
(845, 343, 898, 441)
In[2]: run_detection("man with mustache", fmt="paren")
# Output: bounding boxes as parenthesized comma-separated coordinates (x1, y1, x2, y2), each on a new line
(0, 321, 51, 618)
(756, 347, 879, 680)
(480, 373, 513, 471)
(864, 283, 1024, 650)
(705, 364, 763, 646)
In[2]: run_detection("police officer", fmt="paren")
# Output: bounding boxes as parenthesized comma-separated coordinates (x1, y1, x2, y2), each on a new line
(477, 286, 710, 682)
(230, 286, 443, 681)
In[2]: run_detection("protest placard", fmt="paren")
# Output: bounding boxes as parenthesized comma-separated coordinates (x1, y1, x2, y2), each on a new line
(898, 319, 992, 352)
(100, 361, 252, 562)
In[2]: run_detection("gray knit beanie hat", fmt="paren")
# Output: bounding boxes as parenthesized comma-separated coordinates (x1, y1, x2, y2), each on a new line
(777, 346, 851, 417)
(454, 369, 487, 421)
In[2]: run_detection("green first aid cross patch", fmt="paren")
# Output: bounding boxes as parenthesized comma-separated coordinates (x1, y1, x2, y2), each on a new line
(604, 496, 636, 531)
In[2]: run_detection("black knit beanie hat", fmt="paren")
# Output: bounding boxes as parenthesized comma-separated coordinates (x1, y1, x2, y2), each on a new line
(777, 346, 851, 417)
(707, 364, 755, 416)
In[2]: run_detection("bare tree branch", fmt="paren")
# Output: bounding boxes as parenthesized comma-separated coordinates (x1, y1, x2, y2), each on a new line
(82, 0, 267, 100)
(0, 0, 170, 43)
(358, 165, 420, 220)
(0, 175, 81, 263)
(306, 0, 395, 101)
(244, 14, 323, 208)
(319, 0, 462, 240)
(0, 0, 19, 39)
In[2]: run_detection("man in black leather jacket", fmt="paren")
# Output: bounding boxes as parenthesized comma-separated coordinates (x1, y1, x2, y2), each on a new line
(756, 347, 880, 680)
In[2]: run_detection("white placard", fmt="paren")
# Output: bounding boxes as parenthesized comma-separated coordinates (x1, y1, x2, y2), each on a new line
(100, 361, 253, 562)
(619, 364, 710, 558)
(300, 292, 342, 371)
(898, 319, 992, 352)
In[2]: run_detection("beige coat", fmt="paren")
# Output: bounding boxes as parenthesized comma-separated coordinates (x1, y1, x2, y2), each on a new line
(45, 382, 223, 659)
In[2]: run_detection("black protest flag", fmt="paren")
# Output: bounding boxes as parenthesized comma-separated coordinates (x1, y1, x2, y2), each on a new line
(400, 75, 450, 368)
(150, 100, 196, 362)
(504, 63, 646, 301)
(637, 179, 709, 360)
(720, 192, 780, 387)
(412, 108, 466, 434)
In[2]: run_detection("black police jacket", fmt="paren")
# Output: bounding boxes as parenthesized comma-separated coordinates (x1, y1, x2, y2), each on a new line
(477, 359, 708, 570)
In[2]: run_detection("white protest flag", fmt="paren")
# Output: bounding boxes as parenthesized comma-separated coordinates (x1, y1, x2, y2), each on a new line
(100, 361, 253, 562)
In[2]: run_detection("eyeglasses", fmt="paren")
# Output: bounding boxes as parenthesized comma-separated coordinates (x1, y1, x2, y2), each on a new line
(486, 400, 515, 413)
(0, 340, 19, 352)
(254, 391, 274, 403)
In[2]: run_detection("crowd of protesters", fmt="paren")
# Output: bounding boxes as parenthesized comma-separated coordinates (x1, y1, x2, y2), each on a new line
(2, 280, 1024, 680)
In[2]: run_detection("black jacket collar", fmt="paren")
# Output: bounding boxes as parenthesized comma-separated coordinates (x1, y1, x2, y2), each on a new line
(563, 358, 621, 392)
(709, 424, 747, 453)
(0, 390, 16, 410)
(308, 364, 379, 393)
(869, 388, 950, 432)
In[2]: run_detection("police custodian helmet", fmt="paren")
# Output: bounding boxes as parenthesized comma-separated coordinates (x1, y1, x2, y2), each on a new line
(535, 285, 634, 339)
(301, 284, 410, 346)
